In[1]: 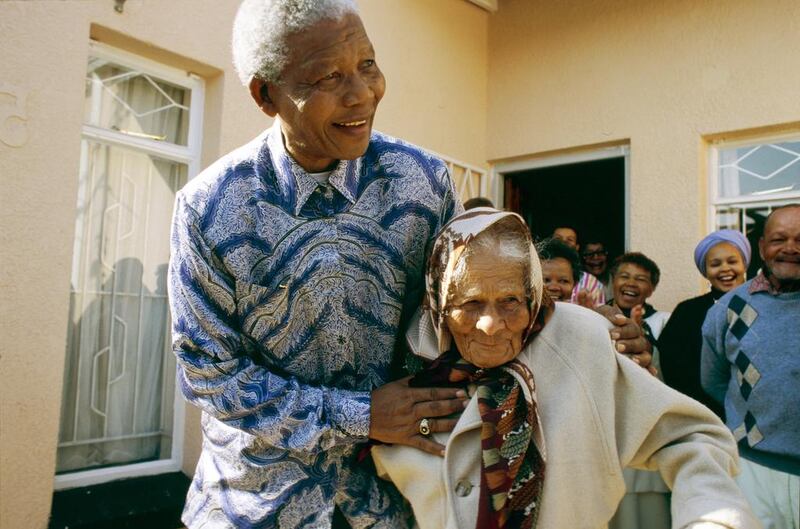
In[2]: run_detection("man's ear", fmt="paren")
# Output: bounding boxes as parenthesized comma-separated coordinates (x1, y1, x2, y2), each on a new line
(758, 236, 766, 260)
(249, 78, 278, 117)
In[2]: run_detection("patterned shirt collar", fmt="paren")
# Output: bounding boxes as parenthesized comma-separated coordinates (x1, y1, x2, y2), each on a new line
(265, 123, 360, 215)
(749, 270, 782, 296)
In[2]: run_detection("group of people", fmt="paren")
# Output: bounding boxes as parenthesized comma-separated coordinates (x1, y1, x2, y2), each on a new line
(167, 1, 799, 528)
(525, 214, 800, 529)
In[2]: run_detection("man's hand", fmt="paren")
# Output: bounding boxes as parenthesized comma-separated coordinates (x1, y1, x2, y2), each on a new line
(370, 376, 468, 457)
(594, 304, 653, 369)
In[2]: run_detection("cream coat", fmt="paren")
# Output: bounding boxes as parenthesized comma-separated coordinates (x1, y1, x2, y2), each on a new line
(373, 303, 760, 529)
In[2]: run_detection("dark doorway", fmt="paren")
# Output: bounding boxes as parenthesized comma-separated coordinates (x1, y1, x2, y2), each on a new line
(504, 157, 626, 260)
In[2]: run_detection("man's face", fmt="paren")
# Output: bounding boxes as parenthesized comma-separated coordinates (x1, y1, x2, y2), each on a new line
(257, 14, 385, 172)
(612, 262, 654, 310)
(759, 207, 800, 287)
(582, 243, 608, 276)
(553, 228, 578, 250)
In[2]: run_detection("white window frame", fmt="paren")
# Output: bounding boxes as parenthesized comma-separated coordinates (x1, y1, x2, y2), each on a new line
(707, 131, 800, 234)
(492, 145, 631, 249)
(54, 41, 205, 490)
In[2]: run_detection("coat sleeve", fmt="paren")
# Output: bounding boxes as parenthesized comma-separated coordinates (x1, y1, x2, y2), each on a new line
(609, 333, 760, 528)
(167, 193, 370, 453)
(701, 301, 732, 405)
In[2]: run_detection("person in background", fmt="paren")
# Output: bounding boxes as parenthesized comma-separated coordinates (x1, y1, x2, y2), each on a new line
(538, 237, 582, 304)
(607, 251, 673, 529)
(168, 1, 469, 526)
(607, 252, 671, 361)
(462, 196, 494, 210)
(659, 230, 751, 419)
(582, 236, 613, 300)
(702, 204, 800, 529)
(553, 225, 606, 306)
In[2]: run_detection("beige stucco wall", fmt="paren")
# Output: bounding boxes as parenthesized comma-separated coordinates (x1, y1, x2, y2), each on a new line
(0, 1, 487, 527)
(487, 0, 800, 310)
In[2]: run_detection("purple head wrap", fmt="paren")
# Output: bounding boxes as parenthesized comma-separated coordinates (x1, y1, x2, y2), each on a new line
(693, 229, 751, 276)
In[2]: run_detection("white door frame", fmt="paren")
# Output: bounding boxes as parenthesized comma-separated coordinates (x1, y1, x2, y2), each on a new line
(491, 145, 631, 249)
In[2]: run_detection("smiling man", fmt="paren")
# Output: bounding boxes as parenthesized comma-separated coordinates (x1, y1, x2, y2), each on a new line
(702, 204, 800, 529)
(168, 1, 469, 527)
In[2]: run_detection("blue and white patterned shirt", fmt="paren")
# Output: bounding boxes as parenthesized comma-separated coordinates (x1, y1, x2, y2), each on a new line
(169, 124, 460, 528)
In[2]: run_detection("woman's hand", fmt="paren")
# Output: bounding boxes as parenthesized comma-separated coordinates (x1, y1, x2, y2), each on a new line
(370, 376, 469, 456)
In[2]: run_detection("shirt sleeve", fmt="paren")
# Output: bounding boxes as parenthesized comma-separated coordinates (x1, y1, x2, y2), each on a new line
(700, 302, 731, 405)
(610, 335, 759, 529)
(168, 193, 370, 453)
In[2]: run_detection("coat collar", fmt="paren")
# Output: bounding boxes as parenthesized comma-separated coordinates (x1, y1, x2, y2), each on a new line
(264, 123, 361, 215)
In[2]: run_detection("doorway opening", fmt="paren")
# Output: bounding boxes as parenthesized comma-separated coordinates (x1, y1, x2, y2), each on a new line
(503, 155, 627, 261)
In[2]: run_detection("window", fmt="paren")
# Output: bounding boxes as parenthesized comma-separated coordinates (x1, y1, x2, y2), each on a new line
(56, 43, 204, 489)
(709, 133, 800, 276)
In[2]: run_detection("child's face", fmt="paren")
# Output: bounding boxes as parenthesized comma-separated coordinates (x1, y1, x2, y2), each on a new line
(542, 257, 575, 302)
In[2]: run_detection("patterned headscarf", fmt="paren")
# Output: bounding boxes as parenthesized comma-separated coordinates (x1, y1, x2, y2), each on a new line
(424, 207, 550, 354)
(415, 207, 550, 529)
(693, 229, 752, 276)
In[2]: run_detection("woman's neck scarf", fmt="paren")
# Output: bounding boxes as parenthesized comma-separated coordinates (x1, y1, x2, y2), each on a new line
(415, 207, 552, 529)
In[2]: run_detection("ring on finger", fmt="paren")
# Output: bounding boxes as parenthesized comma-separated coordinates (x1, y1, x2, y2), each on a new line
(419, 418, 431, 436)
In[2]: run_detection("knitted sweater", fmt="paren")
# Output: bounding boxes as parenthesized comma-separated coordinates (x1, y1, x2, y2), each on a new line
(701, 279, 800, 475)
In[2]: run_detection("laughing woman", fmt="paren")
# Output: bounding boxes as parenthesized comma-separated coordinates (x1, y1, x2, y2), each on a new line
(660, 230, 751, 419)
(372, 208, 758, 529)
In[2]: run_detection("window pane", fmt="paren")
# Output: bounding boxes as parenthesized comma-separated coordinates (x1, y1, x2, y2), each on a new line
(84, 58, 191, 146)
(58, 140, 186, 473)
(717, 140, 800, 199)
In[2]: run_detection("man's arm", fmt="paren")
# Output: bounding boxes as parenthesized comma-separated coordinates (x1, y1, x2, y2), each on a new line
(169, 194, 375, 453)
(170, 192, 467, 456)
(701, 304, 731, 405)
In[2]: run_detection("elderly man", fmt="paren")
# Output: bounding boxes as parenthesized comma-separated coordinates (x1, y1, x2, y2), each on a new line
(702, 204, 800, 529)
(169, 1, 649, 527)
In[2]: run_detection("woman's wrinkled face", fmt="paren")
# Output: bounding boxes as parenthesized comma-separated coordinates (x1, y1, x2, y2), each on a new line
(445, 248, 531, 368)
(705, 242, 746, 292)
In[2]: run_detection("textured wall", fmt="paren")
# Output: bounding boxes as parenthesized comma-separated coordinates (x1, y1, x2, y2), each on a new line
(487, 0, 800, 310)
(0, 1, 488, 527)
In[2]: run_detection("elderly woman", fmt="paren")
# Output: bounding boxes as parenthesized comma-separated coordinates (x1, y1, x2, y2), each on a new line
(373, 209, 758, 529)
(660, 230, 751, 418)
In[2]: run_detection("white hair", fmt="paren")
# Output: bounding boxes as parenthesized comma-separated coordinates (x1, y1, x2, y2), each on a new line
(232, 0, 359, 85)
(450, 222, 533, 296)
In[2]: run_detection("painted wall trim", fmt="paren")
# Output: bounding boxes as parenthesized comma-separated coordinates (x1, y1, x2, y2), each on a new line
(466, 0, 497, 13)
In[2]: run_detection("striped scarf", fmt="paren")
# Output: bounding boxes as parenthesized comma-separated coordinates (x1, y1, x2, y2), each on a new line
(410, 312, 548, 529)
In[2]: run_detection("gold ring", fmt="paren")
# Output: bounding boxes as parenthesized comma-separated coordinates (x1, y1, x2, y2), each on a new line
(419, 418, 431, 436)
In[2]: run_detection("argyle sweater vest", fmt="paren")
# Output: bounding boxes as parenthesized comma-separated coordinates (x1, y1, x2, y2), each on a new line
(701, 282, 800, 475)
